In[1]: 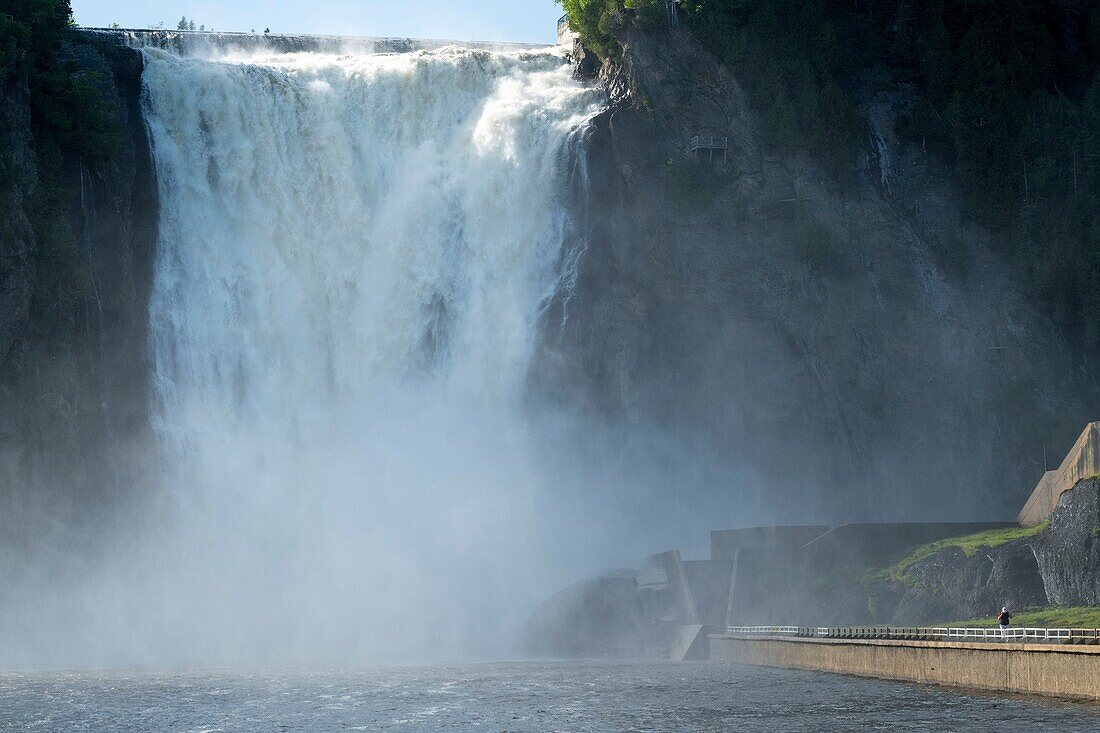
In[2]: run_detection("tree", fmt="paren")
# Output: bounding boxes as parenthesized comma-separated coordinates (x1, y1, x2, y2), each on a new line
(177, 15, 188, 31)
(188, 19, 195, 31)
(558, 0, 623, 60)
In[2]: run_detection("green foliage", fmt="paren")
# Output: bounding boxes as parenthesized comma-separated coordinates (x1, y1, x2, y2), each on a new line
(559, 0, 624, 60)
(0, 12, 31, 73)
(558, 0, 672, 60)
(946, 606, 1100, 628)
(624, 0, 666, 29)
(873, 522, 1050, 585)
(1, 0, 119, 337)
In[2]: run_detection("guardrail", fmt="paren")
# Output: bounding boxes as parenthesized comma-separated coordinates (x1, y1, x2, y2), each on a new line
(689, 134, 728, 151)
(726, 625, 1100, 643)
(688, 134, 729, 163)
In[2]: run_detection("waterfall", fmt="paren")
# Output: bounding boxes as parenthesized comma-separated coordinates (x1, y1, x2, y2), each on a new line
(133, 45, 601, 662)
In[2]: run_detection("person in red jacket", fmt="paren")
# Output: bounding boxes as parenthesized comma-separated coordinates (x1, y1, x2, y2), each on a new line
(997, 607, 1012, 640)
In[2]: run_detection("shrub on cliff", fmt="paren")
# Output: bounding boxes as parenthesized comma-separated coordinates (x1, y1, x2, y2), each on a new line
(559, 0, 622, 60)
(558, 0, 667, 60)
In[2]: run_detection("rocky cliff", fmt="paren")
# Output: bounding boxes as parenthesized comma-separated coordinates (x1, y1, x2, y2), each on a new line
(0, 30, 157, 545)
(870, 539, 1049, 624)
(868, 478, 1100, 623)
(536, 24, 1098, 523)
(1034, 477, 1100, 606)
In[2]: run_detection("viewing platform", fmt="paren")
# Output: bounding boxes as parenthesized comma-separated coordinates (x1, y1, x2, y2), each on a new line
(725, 624, 1100, 643)
(710, 625, 1100, 701)
(689, 134, 729, 163)
(557, 15, 576, 46)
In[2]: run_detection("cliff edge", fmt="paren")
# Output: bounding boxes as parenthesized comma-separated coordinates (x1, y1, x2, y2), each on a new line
(0, 26, 158, 543)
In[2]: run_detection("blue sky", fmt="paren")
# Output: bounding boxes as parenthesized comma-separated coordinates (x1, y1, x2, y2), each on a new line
(72, 1, 565, 44)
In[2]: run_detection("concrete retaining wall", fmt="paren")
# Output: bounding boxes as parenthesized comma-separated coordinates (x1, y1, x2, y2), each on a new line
(647, 550, 699, 624)
(1019, 422, 1100, 527)
(708, 634, 1100, 701)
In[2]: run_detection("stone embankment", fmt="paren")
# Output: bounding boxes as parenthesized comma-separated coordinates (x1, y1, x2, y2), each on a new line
(708, 632, 1100, 701)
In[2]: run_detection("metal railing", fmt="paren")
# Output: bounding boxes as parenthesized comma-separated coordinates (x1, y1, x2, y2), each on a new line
(688, 134, 729, 164)
(725, 625, 1100, 643)
(689, 134, 728, 151)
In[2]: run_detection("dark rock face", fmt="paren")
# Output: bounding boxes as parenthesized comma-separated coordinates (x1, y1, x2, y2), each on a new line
(0, 33, 158, 542)
(1034, 478, 1100, 606)
(568, 39, 600, 80)
(0, 46, 37, 382)
(873, 542, 1048, 625)
(535, 26, 1097, 523)
(865, 479, 1100, 623)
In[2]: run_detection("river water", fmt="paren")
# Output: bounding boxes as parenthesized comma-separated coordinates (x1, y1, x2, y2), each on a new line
(1, 661, 1096, 732)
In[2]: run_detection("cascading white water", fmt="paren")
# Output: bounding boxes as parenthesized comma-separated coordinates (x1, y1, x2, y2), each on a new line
(136, 45, 602, 662)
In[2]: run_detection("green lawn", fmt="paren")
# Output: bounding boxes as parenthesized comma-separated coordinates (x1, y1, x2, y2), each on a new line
(870, 522, 1049, 585)
(945, 606, 1100, 629)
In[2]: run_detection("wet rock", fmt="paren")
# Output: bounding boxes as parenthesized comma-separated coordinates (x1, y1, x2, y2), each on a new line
(879, 542, 1047, 624)
(534, 21, 1097, 521)
(1034, 478, 1100, 606)
(0, 32, 158, 540)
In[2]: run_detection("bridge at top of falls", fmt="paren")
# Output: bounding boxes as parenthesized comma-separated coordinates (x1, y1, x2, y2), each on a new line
(77, 28, 553, 56)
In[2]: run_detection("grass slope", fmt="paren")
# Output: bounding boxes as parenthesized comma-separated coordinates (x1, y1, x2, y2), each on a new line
(946, 606, 1100, 629)
(871, 522, 1049, 585)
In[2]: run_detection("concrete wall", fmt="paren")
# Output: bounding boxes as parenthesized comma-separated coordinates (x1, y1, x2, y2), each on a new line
(710, 526, 830, 563)
(709, 634, 1100, 701)
(683, 559, 733, 627)
(721, 523, 1014, 627)
(799, 523, 1013, 560)
(1019, 422, 1100, 527)
(646, 550, 699, 624)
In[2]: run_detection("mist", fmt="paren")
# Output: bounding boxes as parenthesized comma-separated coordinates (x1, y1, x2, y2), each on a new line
(5, 27, 1083, 674)
(1, 42, 758, 669)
